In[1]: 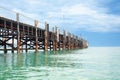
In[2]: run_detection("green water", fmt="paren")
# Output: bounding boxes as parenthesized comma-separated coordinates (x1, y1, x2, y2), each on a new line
(0, 47, 120, 80)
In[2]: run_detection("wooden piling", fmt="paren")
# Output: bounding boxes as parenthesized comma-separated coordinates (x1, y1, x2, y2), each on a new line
(53, 26, 58, 51)
(25, 36, 28, 53)
(21, 25, 25, 52)
(4, 20, 7, 53)
(68, 32, 71, 50)
(62, 30, 66, 50)
(52, 27, 55, 51)
(71, 34, 74, 49)
(11, 22, 14, 53)
(44, 22, 49, 51)
(57, 29, 60, 50)
(55, 26, 58, 50)
(35, 20, 38, 53)
(16, 13, 20, 53)
(50, 41, 52, 51)
(76, 36, 78, 49)
(74, 36, 76, 48)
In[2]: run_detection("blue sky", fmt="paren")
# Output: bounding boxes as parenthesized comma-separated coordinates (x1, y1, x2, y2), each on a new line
(0, 0, 120, 46)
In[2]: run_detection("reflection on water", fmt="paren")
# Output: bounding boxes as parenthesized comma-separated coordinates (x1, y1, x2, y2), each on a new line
(0, 47, 120, 80)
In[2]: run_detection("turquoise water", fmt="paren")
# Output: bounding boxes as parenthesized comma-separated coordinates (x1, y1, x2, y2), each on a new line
(0, 47, 120, 80)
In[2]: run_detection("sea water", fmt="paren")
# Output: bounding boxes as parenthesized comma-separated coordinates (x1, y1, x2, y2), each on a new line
(0, 47, 120, 80)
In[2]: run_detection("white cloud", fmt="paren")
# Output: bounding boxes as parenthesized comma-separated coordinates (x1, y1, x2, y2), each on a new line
(61, 4, 97, 16)
(25, 0, 48, 5)
(47, 3, 120, 32)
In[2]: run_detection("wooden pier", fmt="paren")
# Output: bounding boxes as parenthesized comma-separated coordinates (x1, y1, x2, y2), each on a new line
(0, 14, 88, 53)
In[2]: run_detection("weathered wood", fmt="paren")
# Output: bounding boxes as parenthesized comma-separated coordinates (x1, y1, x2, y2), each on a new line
(52, 27, 55, 51)
(25, 36, 28, 53)
(0, 16, 88, 53)
(71, 34, 74, 49)
(57, 29, 60, 50)
(76, 36, 78, 49)
(11, 22, 14, 53)
(35, 20, 38, 53)
(4, 20, 7, 53)
(44, 22, 49, 51)
(68, 32, 71, 50)
(55, 26, 58, 50)
(16, 13, 20, 53)
(62, 30, 66, 50)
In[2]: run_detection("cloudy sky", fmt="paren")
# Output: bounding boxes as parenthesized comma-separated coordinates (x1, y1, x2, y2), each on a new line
(0, 0, 120, 46)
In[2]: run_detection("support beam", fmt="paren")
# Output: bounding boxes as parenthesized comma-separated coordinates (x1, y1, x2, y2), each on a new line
(11, 22, 14, 53)
(62, 30, 66, 50)
(52, 27, 55, 51)
(68, 32, 71, 50)
(25, 36, 28, 53)
(44, 22, 49, 51)
(57, 29, 60, 50)
(54, 26, 58, 51)
(76, 36, 78, 49)
(16, 13, 20, 53)
(4, 20, 7, 53)
(12, 35, 14, 53)
(35, 20, 38, 53)
(50, 41, 52, 51)
(20, 32, 23, 52)
(71, 34, 74, 50)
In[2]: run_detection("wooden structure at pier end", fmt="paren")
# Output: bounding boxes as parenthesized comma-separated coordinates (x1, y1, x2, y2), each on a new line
(0, 14, 88, 53)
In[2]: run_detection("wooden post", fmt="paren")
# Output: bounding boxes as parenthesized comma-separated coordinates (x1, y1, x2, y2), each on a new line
(62, 30, 66, 50)
(11, 22, 14, 53)
(74, 36, 76, 48)
(44, 22, 49, 51)
(55, 26, 58, 50)
(71, 34, 73, 50)
(68, 32, 71, 50)
(20, 32, 22, 52)
(35, 20, 38, 53)
(30, 27, 32, 49)
(16, 13, 20, 53)
(10, 22, 14, 53)
(25, 36, 28, 53)
(76, 36, 78, 49)
(21, 25, 25, 52)
(57, 28, 60, 50)
(50, 41, 52, 51)
(4, 20, 7, 53)
(52, 27, 55, 51)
